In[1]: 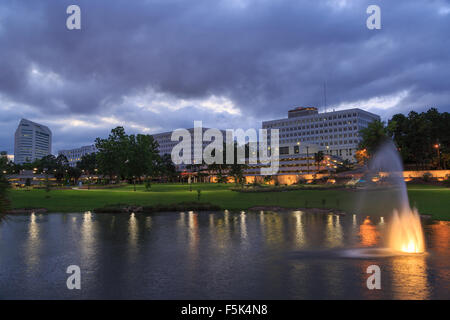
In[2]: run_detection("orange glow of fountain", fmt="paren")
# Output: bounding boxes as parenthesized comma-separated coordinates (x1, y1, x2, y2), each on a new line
(340, 142, 428, 259)
(389, 208, 425, 253)
(354, 141, 427, 257)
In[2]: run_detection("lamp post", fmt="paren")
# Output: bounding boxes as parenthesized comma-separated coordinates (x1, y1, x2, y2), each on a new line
(434, 143, 441, 169)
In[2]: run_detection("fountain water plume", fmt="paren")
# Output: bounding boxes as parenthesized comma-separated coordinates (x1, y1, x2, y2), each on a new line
(389, 208, 425, 253)
(368, 141, 425, 254)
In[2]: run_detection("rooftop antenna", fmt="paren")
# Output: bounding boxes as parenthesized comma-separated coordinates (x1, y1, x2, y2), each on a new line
(323, 81, 327, 113)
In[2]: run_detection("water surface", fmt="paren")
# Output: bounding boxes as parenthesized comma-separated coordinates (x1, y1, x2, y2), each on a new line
(0, 211, 448, 299)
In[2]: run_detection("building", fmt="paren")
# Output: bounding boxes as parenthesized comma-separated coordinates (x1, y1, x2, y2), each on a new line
(58, 144, 97, 167)
(152, 127, 225, 170)
(245, 142, 339, 176)
(262, 107, 380, 162)
(14, 119, 52, 164)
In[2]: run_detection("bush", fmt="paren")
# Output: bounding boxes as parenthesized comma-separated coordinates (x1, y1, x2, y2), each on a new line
(422, 172, 433, 182)
(145, 179, 151, 191)
(230, 184, 342, 193)
(443, 174, 450, 188)
(0, 178, 10, 214)
(25, 178, 32, 189)
(263, 175, 273, 185)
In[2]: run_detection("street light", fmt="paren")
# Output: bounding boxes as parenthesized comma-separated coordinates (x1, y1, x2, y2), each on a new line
(434, 143, 441, 169)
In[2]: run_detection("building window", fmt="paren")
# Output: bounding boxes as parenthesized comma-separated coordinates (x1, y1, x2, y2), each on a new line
(280, 147, 289, 155)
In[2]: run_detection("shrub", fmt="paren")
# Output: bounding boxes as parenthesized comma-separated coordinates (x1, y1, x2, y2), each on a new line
(422, 172, 433, 182)
(45, 175, 51, 193)
(0, 176, 10, 214)
(443, 174, 450, 188)
(263, 175, 273, 184)
(25, 178, 32, 189)
(145, 179, 151, 191)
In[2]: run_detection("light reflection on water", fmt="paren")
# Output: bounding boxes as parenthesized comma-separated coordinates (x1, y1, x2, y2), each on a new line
(390, 255, 430, 300)
(293, 211, 305, 248)
(0, 211, 448, 299)
(81, 211, 96, 268)
(128, 213, 139, 261)
(326, 214, 343, 248)
(25, 212, 40, 272)
(359, 217, 380, 247)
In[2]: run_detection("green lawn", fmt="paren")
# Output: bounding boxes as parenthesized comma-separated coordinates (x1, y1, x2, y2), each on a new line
(8, 183, 450, 220)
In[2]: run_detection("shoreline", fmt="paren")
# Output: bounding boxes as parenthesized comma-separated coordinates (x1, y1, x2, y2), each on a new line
(3, 206, 437, 221)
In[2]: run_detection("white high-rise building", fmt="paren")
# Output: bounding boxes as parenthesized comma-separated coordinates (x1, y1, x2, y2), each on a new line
(58, 144, 97, 167)
(14, 119, 52, 164)
(262, 107, 380, 162)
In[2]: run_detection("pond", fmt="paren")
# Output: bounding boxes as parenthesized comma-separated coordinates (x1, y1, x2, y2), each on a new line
(0, 211, 448, 299)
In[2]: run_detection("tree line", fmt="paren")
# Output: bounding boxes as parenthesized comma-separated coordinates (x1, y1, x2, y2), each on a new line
(0, 153, 10, 213)
(358, 108, 450, 169)
(91, 126, 177, 186)
(0, 127, 178, 189)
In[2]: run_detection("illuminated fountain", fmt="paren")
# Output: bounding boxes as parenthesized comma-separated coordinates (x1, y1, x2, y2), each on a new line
(372, 142, 425, 254)
(389, 207, 425, 253)
(346, 141, 425, 257)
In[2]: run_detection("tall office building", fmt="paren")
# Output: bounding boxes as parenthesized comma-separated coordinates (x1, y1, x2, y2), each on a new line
(14, 119, 52, 164)
(58, 144, 97, 167)
(152, 127, 226, 170)
(262, 107, 380, 162)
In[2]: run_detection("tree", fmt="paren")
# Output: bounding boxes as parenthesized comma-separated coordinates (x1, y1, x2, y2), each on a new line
(159, 153, 177, 182)
(95, 127, 161, 186)
(441, 153, 450, 170)
(358, 120, 389, 156)
(38, 155, 58, 173)
(229, 163, 245, 186)
(0, 156, 10, 214)
(44, 174, 51, 194)
(95, 127, 130, 182)
(387, 108, 450, 169)
(387, 113, 412, 162)
(25, 178, 31, 190)
(68, 167, 82, 185)
(127, 133, 160, 187)
(314, 151, 324, 173)
(53, 154, 69, 184)
(207, 142, 229, 182)
(206, 141, 249, 184)
(77, 153, 97, 175)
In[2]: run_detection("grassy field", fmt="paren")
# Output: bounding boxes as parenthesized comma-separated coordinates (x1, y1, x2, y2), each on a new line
(8, 183, 450, 220)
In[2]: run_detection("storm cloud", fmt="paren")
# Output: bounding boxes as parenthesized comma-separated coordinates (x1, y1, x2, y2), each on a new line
(0, 0, 449, 153)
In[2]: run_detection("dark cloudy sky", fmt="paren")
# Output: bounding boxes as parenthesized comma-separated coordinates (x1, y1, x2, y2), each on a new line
(1, 0, 449, 154)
